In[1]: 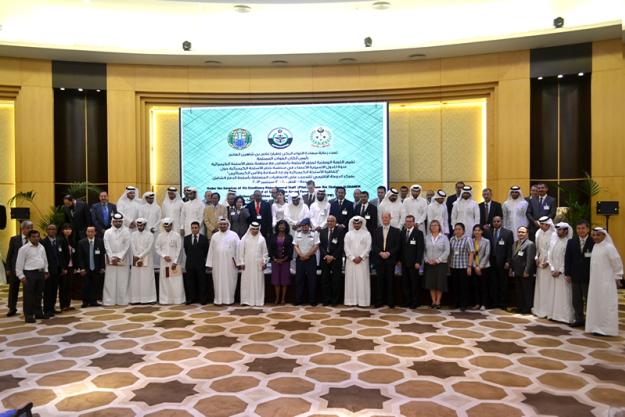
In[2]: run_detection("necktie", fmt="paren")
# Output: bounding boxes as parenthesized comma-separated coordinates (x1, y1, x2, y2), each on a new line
(539, 197, 543, 206)
(256, 202, 260, 215)
(52, 239, 56, 248)
(406, 229, 411, 243)
(102, 204, 109, 225)
(193, 235, 197, 246)
(580, 238, 585, 252)
(360, 205, 365, 216)
(89, 240, 95, 270)
(495, 228, 499, 242)
(328, 229, 332, 251)
(485, 203, 489, 220)
(383, 227, 388, 251)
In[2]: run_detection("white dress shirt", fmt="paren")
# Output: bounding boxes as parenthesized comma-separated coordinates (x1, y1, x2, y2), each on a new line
(16, 242, 49, 278)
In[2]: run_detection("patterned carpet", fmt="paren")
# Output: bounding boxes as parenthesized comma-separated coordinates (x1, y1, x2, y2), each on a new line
(1, 284, 625, 417)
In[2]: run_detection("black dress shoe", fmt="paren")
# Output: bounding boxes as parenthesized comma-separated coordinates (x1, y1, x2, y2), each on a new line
(6, 309, 17, 317)
(570, 321, 584, 328)
(81, 303, 89, 308)
(35, 313, 50, 319)
(25, 316, 36, 323)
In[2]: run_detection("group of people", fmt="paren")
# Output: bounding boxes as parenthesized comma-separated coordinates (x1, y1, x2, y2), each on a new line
(3, 180, 623, 336)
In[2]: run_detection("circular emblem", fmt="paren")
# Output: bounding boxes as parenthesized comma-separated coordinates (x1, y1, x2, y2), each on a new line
(267, 127, 293, 149)
(227, 128, 252, 150)
(310, 126, 332, 147)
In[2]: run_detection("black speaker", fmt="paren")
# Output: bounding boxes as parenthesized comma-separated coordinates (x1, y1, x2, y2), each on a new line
(0, 205, 6, 229)
(596, 201, 619, 215)
(10, 207, 30, 220)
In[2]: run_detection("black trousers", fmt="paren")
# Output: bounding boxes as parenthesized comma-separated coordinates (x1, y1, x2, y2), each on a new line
(58, 268, 74, 309)
(514, 273, 535, 314)
(571, 278, 589, 323)
(374, 259, 395, 307)
(451, 268, 470, 309)
(401, 264, 420, 308)
(472, 267, 490, 307)
(489, 264, 508, 309)
(23, 270, 45, 318)
(7, 273, 21, 312)
(43, 270, 60, 313)
(82, 269, 101, 306)
(184, 268, 211, 304)
(320, 258, 343, 306)
(295, 257, 317, 305)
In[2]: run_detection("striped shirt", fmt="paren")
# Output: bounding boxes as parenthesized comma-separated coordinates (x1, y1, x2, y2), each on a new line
(449, 235, 473, 269)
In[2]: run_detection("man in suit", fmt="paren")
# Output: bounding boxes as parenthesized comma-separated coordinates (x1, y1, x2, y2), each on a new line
(564, 219, 594, 327)
(509, 226, 536, 314)
(488, 216, 514, 309)
(371, 212, 401, 308)
(183, 221, 210, 304)
(446, 181, 465, 233)
(319, 215, 345, 306)
(369, 186, 386, 207)
(5, 220, 33, 316)
(303, 180, 316, 207)
(399, 215, 425, 308)
(479, 187, 503, 233)
(329, 186, 354, 229)
(91, 191, 117, 237)
(77, 226, 105, 307)
(63, 194, 92, 241)
(354, 191, 378, 236)
(41, 224, 62, 316)
(246, 190, 272, 239)
(526, 183, 556, 241)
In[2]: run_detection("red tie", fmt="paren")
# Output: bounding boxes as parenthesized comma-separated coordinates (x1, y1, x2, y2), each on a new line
(256, 202, 260, 215)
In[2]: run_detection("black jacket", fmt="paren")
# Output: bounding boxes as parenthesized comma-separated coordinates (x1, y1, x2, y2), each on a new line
(184, 233, 209, 271)
(488, 227, 514, 267)
(510, 238, 536, 276)
(268, 233, 294, 262)
(77, 237, 106, 272)
(329, 200, 354, 228)
(564, 235, 594, 283)
(59, 236, 77, 269)
(479, 201, 503, 227)
(41, 236, 62, 274)
(371, 225, 401, 264)
(64, 200, 92, 239)
(526, 195, 557, 224)
(319, 227, 345, 260)
(6, 234, 26, 275)
(399, 228, 425, 266)
(353, 203, 378, 236)
(246, 200, 272, 237)
(91, 202, 117, 235)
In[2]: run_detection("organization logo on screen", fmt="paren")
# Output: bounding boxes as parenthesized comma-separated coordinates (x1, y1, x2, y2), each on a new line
(267, 128, 293, 149)
(310, 126, 332, 147)
(227, 128, 252, 150)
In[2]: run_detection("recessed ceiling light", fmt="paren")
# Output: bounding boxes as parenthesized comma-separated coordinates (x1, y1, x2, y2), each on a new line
(271, 60, 288, 65)
(557, 74, 563, 78)
(372, 1, 391, 10)
(204, 60, 222, 65)
(96, 89, 101, 92)
(78, 88, 83, 92)
(408, 53, 426, 59)
(578, 72, 584, 76)
(59, 87, 65, 91)
(233, 4, 251, 13)
(537, 76, 543, 80)
(339, 58, 357, 64)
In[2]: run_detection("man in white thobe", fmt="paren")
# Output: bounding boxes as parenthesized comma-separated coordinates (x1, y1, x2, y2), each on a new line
(180, 187, 205, 236)
(548, 222, 575, 324)
(206, 218, 240, 305)
(532, 216, 556, 318)
(427, 190, 449, 235)
(116, 186, 142, 230)
(162, 186, 183, 232)
(344, 216, 372, 307)
(378, 188, 402, 228)
(139, 192, 162, 233)
(586, 227, 623, 336)
(401, 184, 428, 234)
(129, 218, 156, 304)
(238, 222, 268, 306)
(103, 213, 131, 305)
(155, 218, 184, 304)
(309, 189, 330, 231)
(285, 192, 310, 233)
(502, 185, 529, 241)
(451, 185, 480, 234)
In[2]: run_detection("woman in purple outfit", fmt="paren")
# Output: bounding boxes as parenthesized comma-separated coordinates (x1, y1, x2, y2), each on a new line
(268, 220, 294, 304)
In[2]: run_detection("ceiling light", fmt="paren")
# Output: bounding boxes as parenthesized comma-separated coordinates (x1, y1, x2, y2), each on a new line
(78, 88, 83, 92)
(233, 4, 251, 13)
(557, 74, 563, 78)
(339, 58, 357, 64)
(271, 60, 288, 65)
(537, 76, 543, 80)
(204, 60, 222, 65)
(578, 72, 584, 76)
(60, 87, 65, 91)
(96, 89, 101, 92)
(408, 53, 426, 59)
(372, 1, 391, 10)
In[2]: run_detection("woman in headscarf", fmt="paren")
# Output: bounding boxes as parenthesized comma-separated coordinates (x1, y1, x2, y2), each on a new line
(344, 216, 372, 307)
(238, 222, 268, 307)
(268, 220, 293, 304)
(532, 216, 556, 318)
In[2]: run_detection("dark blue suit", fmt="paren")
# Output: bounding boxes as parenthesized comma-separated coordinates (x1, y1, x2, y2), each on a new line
(91, 202, 117, 237)
(329, 199, 354, 228)
(41, 237, 62, 314)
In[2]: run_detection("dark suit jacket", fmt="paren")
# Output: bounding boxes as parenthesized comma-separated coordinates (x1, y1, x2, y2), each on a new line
(446, 194, 460, 231)
(353, 203, 378, 236)
(41, 236, 62, 274)
(329, 200, 354, 228)
(64, 200, 92, 239)
(268, 233, 294, 261)
(303, 192, 316, 208)
(91, 202, 117, 235)
(0, 205, 6, 230)
(246, 200, 272, 236)
(510, 238, 536, 276)
(319, 227, 345, 260)
(526, 195, 557, 224)
(372, 225, 401, 264)
(564, 236, 594, 283)
(184, 233, 209, 271)
(488, 227, 514, 267)
(59, 236, 77, 269)
(479, 201, 503, 227)
(6, 234, 26, 275)
(77, 237, 106, 272)
(399, 228, 425, 266)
